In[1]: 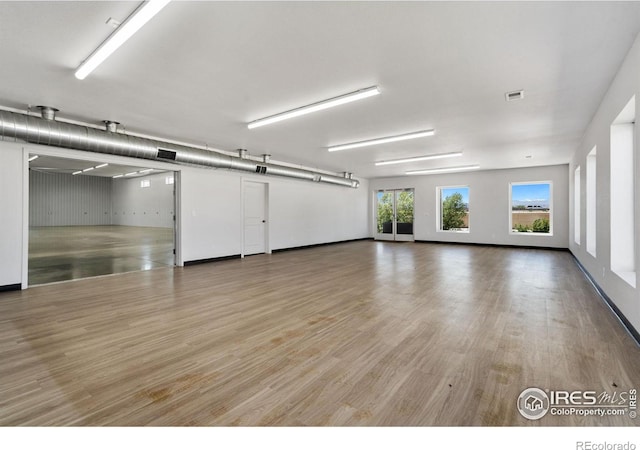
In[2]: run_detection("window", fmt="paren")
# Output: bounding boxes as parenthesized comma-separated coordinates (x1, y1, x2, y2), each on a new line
(610, 96, 635, 287)
(165, 176, 174, 185)
(439, 186, 469, 232)
(574, 166, 581, 245)
(586, 147, 597, 256)
(510, 182, 552, 235)
(140, 179, 150, 188)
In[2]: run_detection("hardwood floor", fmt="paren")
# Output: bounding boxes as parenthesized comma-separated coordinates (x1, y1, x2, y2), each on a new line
(29, 226, 174, 285)
(1, 241, 639, 426)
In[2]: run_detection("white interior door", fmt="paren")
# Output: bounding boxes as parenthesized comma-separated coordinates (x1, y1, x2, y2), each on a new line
(243, 181, 267, 255)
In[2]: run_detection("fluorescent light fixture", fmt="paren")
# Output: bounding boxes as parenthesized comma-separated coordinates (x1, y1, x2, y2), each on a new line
(74, 0, 171, 80)
(82, 167, 95, 172)
(248, 86, 380, 129)
(138, 168, 153, 173)
(72, 170, 82, 175)
(406, 164, 480, 175)
(328, 129, 435, 152)
(125, 171, 138, 176)
(113, 174, 124, 179)
(375, 151, 462, 166)
(95, 163, 109, 169)
(28, 155, 39, 162)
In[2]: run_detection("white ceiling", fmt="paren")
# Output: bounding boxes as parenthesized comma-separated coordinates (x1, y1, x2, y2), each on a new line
(2, 1, 640, 179)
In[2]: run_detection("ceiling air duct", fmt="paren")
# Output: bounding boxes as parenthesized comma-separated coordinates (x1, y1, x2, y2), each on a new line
(0, 108, 359, 188)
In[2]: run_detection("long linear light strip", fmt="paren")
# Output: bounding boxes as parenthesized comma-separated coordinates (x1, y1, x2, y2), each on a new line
(406, 164, 480, 175)
(375, 151, 462, 166)
(75, 0, 172, 80)
(328, 129, 435, 152)
(73, 163, 109, 174)
(112, 168, 153, 178)
(28, 155, 39, 162)
(248, 86, 380, 129)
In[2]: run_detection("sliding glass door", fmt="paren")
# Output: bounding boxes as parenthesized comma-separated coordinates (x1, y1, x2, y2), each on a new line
(375, 189, 414, 241)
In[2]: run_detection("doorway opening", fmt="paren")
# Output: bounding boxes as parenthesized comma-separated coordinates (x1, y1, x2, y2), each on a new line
(28, 154, 177, 285)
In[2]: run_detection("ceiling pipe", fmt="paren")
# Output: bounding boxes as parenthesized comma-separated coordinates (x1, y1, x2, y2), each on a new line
(0, 109, 359, 188)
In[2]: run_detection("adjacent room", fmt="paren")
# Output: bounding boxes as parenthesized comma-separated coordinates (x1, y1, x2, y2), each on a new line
(28, 154, 176, 285)
(1, 1, 640, 439)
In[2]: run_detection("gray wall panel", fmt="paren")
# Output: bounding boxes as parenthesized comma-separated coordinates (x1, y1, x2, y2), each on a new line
(29, 171, 112, 226)
(112, 172, 175, 228)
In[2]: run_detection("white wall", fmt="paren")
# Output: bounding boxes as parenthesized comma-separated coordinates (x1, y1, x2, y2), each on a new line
(0, 141, 371, 286)
(180, 168, 243, 261)
(112, 172, 174, 228)
(180, 167, 370, 261)
(570, 31, 640, 332)
(269, 176, 370, 250)
(370, 164, 569, 248)
(29, 171, 112, 226)
(0, 142, 24, 287)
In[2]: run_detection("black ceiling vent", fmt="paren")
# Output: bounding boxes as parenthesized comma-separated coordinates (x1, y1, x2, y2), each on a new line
(505, 90, 524, 102)
(256, 165, 267, 174)
(157, 148, 177, 160)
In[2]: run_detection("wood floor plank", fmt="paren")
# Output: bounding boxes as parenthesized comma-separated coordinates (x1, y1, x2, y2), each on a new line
(1, 241, 639, 425)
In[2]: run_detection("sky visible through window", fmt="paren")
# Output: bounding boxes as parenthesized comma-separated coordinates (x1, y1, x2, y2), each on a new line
(441, 187, 469, 204)
(511, 183, 550, 208)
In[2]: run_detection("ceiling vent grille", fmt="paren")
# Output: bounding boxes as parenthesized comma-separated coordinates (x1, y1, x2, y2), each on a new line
(505, 90, 524, 102)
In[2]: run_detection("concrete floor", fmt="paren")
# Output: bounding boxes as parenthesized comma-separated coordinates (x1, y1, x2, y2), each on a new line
(28, 225, 174, 285)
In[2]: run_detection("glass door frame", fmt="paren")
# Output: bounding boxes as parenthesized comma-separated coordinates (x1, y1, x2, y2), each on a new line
(375, 188, 415, 242)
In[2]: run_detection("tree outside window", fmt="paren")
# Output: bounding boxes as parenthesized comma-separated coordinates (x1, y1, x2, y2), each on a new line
(440, 187, 469, 231)
(376, 191, 394, 233)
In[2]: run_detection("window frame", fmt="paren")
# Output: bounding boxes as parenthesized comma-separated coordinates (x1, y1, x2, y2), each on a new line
(509, 181, 553, 236)
(574, 166, 581, 245)
(437, 185, 470, 233)
(586, 147, 597, 257)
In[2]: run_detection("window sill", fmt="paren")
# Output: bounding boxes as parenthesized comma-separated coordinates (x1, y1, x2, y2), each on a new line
(438, 229, 470, 233)
(613, 270, 637, 288)
(510, 231, 553, 237)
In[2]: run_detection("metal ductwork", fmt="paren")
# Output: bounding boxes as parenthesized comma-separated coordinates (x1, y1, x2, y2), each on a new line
(0, 109, 360, 188)
(103, 120, 120, 133)
(37, 106, 58, 121)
